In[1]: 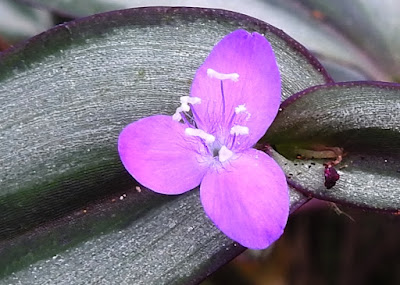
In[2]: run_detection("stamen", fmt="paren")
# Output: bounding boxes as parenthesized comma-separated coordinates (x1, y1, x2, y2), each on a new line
(230, 134, 236, 149)
(180, 96, 201, 105)
(185, 128, 215, 144)
(207, 68, 239, 82)
(172, 106, 192, 126)
(172, 111, 182, 121)
(173, 96, 199, 122)
(218, 145, 233, 163)
(180, 112, 191, 126)
(235, 104, 247, 114)
(180, 103, 190, 112)
(220, 81, 225, 118)
(172, 106, 184, 121)
(230, 125, 249, 135)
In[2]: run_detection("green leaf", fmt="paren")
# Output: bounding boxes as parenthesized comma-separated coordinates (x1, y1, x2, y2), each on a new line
(22, 0, 389, 80)
(1, 186, 306, 284)
(0, 7, 327, 283)
(265, 82, 400, 212)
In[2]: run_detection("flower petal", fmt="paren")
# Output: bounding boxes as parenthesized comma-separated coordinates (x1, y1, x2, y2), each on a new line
(200, 149, 289, 249)
(191, 29, 281, 150)
(118, 115, 208, 194)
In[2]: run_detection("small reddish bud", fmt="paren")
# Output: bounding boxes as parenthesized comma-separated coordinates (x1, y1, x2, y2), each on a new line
(324, 166, 340, 189)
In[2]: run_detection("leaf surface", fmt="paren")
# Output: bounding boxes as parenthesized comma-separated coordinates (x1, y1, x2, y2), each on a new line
(0, 7, 328, 283)
(266, 82, 400, 211)
(21, 0, 389, 80)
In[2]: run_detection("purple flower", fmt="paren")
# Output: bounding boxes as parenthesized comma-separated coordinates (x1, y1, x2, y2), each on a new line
(118, 29, 289, 249)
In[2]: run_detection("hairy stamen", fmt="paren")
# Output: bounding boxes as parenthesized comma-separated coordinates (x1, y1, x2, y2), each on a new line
(172, 106, 184, 121)
(181, 103, 190, 112)
(207, 68, 239, 82)
(173, 96, 201, 122)
(180, 96, 201, 105)
(230, 125, 249, 135)
(185, 128, 215, 144)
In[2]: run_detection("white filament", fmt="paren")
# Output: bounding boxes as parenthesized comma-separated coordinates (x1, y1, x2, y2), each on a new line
(172, 111, 182, 121)
(185, 128, 215, 144)
(172, 96, 202, 121)
(172, 106, 186, 121)
(207, 68, 239, 82)
(230, 125, 249, 135)
(180, 96, 201, 105)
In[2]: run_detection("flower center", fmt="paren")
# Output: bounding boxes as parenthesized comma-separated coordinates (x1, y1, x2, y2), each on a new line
(184, 127, 232, 162)
(172, 68, 252, 164)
